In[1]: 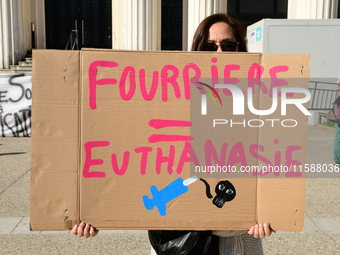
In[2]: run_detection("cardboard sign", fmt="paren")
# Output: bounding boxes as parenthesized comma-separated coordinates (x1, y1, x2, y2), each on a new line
(30, 49, 309, 232)
(0, 73, 31, 137)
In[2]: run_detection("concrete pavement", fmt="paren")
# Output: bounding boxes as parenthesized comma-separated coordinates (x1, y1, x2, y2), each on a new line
(1, 125, 340, 254)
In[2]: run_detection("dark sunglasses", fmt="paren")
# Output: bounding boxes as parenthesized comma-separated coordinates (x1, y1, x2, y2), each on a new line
(200, 40, 239, 52)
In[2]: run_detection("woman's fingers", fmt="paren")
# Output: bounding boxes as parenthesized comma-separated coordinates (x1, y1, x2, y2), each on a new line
(83, 223, 91, 238)
(71, 222, 99, 238)
(77, 222, 85, 237)
(90, 226, 99, 237)
(263, 223, 272, 237)
(71, 224, 78, 235)
(254, 224, 260, 238)
(247, 226, 254, 236)
(248, 223, 272, 238)
(258, 224, 265, 238)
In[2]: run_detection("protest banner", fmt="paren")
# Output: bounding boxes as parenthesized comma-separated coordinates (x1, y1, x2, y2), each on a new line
(0, 73, 31, 137)
(30, 49, 309, 232)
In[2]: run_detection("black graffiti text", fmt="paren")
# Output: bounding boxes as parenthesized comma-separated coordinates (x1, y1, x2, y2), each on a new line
(0, 73, 32, 103)
(0, 106, 31, 137)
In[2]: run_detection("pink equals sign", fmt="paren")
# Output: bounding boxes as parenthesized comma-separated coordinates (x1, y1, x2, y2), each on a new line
(148, 119, 193, 143)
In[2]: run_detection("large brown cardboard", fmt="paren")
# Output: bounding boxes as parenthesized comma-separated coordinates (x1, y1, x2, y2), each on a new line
(30, 49, 309, 232)
(30, 51, 80, 230)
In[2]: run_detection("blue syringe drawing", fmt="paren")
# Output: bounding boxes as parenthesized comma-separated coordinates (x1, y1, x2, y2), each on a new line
(142, 176, 198, 216)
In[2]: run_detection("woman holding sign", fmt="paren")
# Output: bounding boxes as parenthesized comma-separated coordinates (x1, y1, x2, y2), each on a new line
(72, 13, 272, 255)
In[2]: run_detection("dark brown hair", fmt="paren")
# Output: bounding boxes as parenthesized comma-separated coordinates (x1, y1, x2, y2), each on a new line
(191, 13, 247, 52)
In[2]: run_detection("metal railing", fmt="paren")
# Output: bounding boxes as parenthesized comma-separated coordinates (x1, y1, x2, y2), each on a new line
(309, 80, 338, 110)
(65, 30, 79, 50)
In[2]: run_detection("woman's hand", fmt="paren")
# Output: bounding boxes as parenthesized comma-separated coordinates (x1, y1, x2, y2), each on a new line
(247, 223, 273, 238)
(71, 222, 99, 238)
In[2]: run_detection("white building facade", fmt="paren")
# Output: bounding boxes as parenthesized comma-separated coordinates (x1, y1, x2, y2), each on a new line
(0, 0, 339, 70)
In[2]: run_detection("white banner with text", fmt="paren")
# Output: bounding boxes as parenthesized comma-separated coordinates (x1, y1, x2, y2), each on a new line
(0, 73, 32, 137)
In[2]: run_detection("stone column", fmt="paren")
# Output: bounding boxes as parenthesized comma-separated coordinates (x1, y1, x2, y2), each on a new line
(185, 0, 227, 50)
(0, 0, 35, 69)
(288, 0, 338, 19)
(0, 0, 11, 69)
(30, 0, 46, 49)
(112, 0, 161, 50)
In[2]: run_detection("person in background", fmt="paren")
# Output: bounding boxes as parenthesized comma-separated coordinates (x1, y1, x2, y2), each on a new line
(333, 77, 340, 165)
(72, 13, 272, 255)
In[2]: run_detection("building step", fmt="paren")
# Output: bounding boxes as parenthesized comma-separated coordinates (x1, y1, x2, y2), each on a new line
(0, 69, 18, 73)
(10, 65, 32, 71)
(0, 52, 33, 73)
(18, 61, 32, 67)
